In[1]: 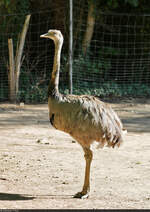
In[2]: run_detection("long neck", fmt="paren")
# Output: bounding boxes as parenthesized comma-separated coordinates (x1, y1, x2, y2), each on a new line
(48, 40, 63, 96)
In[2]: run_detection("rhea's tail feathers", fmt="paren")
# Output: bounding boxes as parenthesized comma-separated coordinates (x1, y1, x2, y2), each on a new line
(96, 127, 126, 149)
(96, 135, 123, 149)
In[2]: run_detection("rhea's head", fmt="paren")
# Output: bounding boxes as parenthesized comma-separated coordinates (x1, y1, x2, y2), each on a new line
(40, 29, 63, 44)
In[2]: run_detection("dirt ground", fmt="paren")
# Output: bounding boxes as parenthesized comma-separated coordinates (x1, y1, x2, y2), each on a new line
(0, 98, 150, 209)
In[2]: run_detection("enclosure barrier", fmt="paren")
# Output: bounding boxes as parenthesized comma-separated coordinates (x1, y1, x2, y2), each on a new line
(0, 5, 150, 103)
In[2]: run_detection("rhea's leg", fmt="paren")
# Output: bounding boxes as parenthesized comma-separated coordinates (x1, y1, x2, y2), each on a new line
(74, 146, 93, 199)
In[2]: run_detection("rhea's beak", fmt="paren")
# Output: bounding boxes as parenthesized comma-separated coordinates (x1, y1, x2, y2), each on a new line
(40, 33, 49, 38)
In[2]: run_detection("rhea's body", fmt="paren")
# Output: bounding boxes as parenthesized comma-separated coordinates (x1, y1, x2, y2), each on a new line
(48, 93, 123, 149)
(41, 29, 126, 199)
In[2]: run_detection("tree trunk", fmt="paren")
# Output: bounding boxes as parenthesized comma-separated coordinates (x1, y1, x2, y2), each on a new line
(82, 0, 95, 55)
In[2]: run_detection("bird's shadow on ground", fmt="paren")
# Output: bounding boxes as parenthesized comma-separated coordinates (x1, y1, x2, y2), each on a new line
(0, 192, 73, 201)
(0, 193, 35, 201)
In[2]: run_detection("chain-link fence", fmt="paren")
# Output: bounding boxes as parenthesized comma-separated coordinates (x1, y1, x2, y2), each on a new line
(0, 4, 150, 103)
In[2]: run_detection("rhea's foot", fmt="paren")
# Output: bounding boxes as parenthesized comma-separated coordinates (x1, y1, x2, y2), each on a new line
(73, 191, 89, 199)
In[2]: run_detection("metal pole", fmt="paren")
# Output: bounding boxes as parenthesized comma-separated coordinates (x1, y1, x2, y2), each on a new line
(69, 0, 73, 94)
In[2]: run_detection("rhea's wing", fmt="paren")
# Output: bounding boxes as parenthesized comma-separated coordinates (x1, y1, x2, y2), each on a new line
(93, 97, 124, 147)
(64, 95, 124, 147)
(49, 94, 124, 148)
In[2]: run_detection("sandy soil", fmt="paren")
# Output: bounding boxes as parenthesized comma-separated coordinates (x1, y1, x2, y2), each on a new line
(0, 98, 150, 209)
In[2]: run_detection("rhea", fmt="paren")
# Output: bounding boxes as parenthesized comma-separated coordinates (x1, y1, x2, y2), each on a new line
(40, 29, 126, 199)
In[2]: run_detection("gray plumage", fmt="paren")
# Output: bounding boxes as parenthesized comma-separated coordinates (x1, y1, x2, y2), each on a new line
(40, 30, 126, 199)
(48, 94, 124, 149)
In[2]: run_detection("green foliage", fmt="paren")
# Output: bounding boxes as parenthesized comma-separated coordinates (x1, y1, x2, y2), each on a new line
(0, 82, 8, 101)
(0, 0, 30, 37)
(73, 53, 111, 76)
(17, 78, 150, 103)
(1, 0, 150, 103)
(16, 48, 150, 103)
(125, 0, 139, 7)
(0, 0, 30, 58)
(106, 0, 118, 8)
(18, 85, 48, 103)
(17, 68, 48, 103)
(106, 0, 139, 8)
(1, 0, 11, 8)
(0, 0, 30, 14)
(96, 0, 141, 14)
(71, 82, 150, 98)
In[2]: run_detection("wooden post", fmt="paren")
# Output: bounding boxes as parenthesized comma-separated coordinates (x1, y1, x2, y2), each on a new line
(7, 14, 31, 102)
(15, 14, 31, 95)
(8, 39, 16, 102)
(69, 0, 73, 94)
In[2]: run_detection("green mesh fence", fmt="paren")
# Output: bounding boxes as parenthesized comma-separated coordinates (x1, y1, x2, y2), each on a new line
(0, 6, 150, 103)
